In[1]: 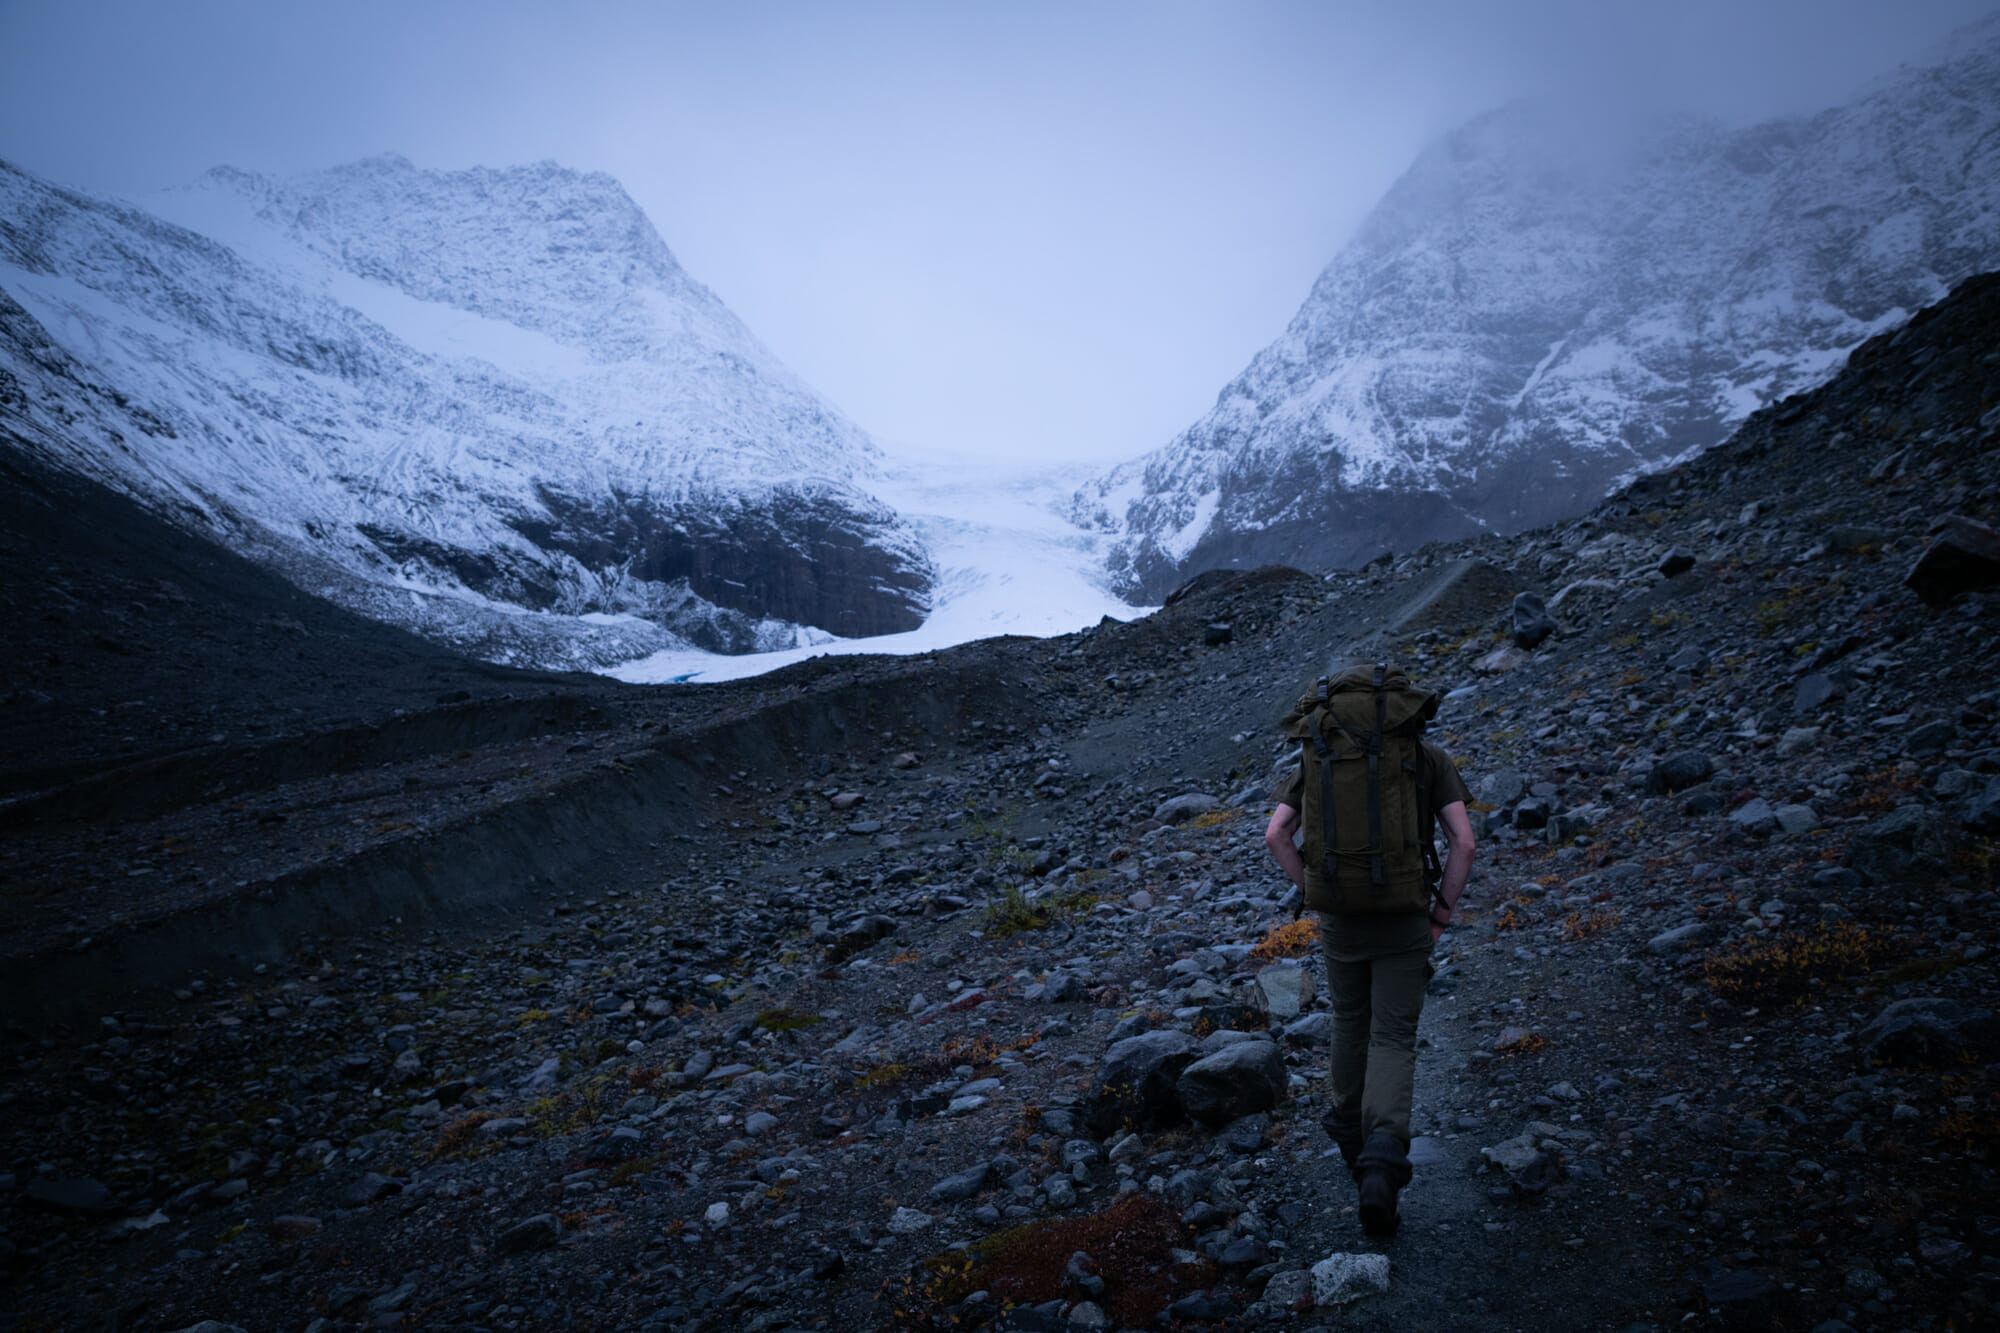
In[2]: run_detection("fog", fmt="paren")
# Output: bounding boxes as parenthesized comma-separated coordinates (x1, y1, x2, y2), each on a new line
(2, 0, 1991, 466)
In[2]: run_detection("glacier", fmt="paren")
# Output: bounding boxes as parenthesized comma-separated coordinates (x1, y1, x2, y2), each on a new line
(1077, 15, 2000, 600)
(0, 154, 935, 671)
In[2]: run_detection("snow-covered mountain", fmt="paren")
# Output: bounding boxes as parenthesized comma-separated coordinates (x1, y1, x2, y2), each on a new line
(1075, 16, 2000, 599)
(0, 154, 932, 668)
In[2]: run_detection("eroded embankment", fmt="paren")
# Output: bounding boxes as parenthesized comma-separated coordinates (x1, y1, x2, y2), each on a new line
(0, 654, 1037, 1028)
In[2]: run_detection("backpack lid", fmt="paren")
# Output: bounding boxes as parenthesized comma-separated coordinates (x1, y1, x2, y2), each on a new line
(1280, 662, 1439, 738)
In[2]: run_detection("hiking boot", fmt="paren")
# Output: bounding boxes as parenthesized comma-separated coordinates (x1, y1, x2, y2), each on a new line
(1320, 1107, 1363, 1169)
(1357, 1167, 1401, 1237)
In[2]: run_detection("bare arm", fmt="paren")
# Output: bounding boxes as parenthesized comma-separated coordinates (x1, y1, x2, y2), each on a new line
(1430, 799, 1476, 941)
(1264, 803, 1304, 892)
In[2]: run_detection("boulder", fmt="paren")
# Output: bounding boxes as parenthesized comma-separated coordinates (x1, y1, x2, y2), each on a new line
(1776, 726, 1822, 757)
(1842, 806, 1950, 885)
(1511, 591, 1557, 649)
(1477, 646, 1531, 673)
(1906, 719, 1956, 754)
(1773, 803, 1820, 835)
(1255, 961, 1314, 1018)
(1858, 997, 2000, 1068)
(1079, 1029, 1199, 1136)
(1728, 798, 1778, 836)
(928, 1161, 993, 1203)
(495, 1213, 562, 1254)
(1176, 1039, 1287, 1127)
(1793, 672, 1845, 716)
(23, 1176, 118, 1216)
(1477, 767, 1524, 807)
(1967, 776, 2000, 834)
(1645, 750, 1714, 795)
(1310, 1252, 1391, 1307)
(1903, 515, 2000, 605)
(1657, 546, 1697, 578)
(1648, 921, 1720, 955)
(1153, 793, 1220, 824)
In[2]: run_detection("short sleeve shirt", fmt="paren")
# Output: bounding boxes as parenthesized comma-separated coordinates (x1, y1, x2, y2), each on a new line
(1277, 740, 1472, 960)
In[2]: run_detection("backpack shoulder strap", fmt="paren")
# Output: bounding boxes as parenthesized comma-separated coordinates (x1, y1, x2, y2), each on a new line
(1365, 663, 1387, 886)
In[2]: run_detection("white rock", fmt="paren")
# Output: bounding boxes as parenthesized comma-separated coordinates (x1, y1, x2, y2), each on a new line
(1311, 1252, 1391, 1306)
(1776, 726, 1822, 757)
(887, 1206, 932, 1235)
(704, 1201, 729, 1226)
(1263, 1269, 1313, 1310)
(1256, 961, 1314, 1018)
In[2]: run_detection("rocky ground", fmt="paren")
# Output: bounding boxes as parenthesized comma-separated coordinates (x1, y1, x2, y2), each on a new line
(2, 275, 1998, 1333)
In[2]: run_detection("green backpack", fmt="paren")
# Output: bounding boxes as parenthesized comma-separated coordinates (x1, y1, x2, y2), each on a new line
(1281, 663, 1443, 916)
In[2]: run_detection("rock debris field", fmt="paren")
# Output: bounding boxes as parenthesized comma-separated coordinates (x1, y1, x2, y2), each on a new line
(3, 276, 2000, 1333)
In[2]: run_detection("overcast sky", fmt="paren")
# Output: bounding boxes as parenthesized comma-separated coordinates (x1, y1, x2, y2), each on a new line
(2, 0, 1993, 465)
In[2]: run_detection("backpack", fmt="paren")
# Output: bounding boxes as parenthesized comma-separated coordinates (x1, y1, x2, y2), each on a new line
(1280, 663, 1443, 916)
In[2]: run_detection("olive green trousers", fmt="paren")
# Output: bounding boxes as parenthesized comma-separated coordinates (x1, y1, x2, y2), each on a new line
(1319, 935, 1432, 1148)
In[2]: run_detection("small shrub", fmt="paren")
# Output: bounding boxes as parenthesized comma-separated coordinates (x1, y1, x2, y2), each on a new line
(1185, 808, 1239, 831)
(1703, 922, 1890, 1003)
(890, 1193, 1214, 1329)
(429, 1111, 497, 1159)
(1561, 909, 1619, 943)
(1250, 918, 1318, 960)
(1493, 904, 1529, 932)
(754, 1007, 823, 1033)
(985, 886, 1048, 937)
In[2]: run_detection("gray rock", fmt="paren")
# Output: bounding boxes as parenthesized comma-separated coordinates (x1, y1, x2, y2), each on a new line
(1311, 1251, 1391, 1306)
(1903, 514, 2000, 605)
(1858, 997, 2000, 1068)
(496, 1213, 562, 1253)
(1511, 591, 1557, 649)
(1263, 1270, 1313, 1310)
(586, 1126, 647, 1162)
(1793, 672, 1844, 716)
(1935, 768, 1981, 799)
(1080, 1029, 1199, 1136)
(1255, 961, 1314, 1018)
(1283, 1012, 1333, 1046)
(1823, 524, 1887, 554)
(929, 1162, 993, 1203)
(1176, 1039, 1287, 1127)
(1043, 1175, 1077, 1209)
(1041, 970, 1087, 1003)
(1153, 793, 1220, 824)
(167, 1324, 250, 1333)
(1657, 546, 1697, 578)
(1843, 805, 1950, 884)
(1648, 921, 1720, 955)
(1966, 776, 2000, 834)
(339, 1172, 404, 1207)
(1665, 645, 1708, 672)
(1645, 750, 1714, 795)
(1906, 718, 1956, 754)
(23, 1176, 118, 1216)
(1773, 803, 1820, 835)
(1776, 726, 1822, 757)
(1477, 767, 1524, 807)
(1701, 1270, 1777, 1326)
(741, 1111, 778, 1138)
(1728, 797, 1778, 836)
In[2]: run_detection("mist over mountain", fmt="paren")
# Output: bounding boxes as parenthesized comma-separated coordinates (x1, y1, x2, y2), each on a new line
(0, 154, 933, 670)
(1075, 17, 2000, 600)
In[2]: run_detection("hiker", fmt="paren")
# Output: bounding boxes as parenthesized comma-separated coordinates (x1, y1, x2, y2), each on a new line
(1263, 662, 1475, 1237)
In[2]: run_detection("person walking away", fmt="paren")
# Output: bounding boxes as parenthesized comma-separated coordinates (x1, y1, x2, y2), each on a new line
(1263, 662, 1475, 1237)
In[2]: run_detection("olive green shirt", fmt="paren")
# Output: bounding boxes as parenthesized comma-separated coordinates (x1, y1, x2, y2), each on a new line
(1277, 740, 1472, 961)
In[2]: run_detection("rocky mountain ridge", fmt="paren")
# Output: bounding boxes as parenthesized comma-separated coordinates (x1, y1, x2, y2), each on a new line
(1077, 15, 2000, 600)
(0, 264, 1994, 1329)
(0, 154, 932, 669)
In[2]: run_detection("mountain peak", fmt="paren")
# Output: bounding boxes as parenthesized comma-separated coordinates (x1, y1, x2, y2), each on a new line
(1082, 27, 2000, 600)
